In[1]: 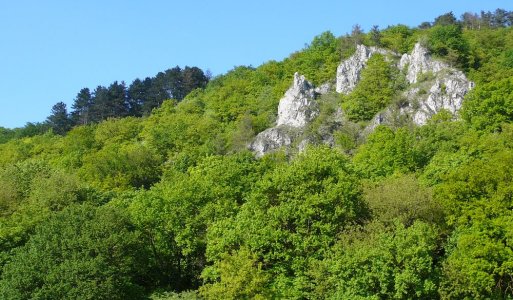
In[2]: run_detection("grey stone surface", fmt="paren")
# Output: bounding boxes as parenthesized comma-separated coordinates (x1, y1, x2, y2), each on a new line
(249, 127, 294, 158)
(336, 45, 391, 94)
(399, 42, 446, 84)
(250, 73, 320, 157)
(276, 73, 318, 127)
(398, 43, 473, 125)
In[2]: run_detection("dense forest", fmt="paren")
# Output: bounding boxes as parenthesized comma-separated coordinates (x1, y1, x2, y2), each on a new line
(1, 8, 513, 299)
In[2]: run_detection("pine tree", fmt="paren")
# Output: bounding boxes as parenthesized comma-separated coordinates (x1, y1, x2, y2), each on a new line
(47, 102, 72, 135)
(71, 88, 92, 125)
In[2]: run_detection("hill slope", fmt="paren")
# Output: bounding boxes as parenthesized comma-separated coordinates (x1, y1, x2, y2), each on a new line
(1, 10, 513, 299)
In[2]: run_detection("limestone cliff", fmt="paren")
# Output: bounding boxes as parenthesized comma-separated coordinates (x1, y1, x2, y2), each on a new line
(250, 43, 473, 157)
(276, 73, 319, 127)
(336, 45, 392, 94)
(398, 43, 473, 125)
(250, 73, 323, 157)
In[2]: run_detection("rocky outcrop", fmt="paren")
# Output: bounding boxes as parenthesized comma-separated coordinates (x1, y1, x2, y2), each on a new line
(250, 73, 320, 157)
(356, 43, 473, 126)
(276, 73, 318, 127)
(399, 43, 446, 84)
(398, 43, 473, 125)
(249, 127, 295, 157)
(251, 43, 474, 157)
(412, 73, 474, 124)
(336, 45, 391, 94)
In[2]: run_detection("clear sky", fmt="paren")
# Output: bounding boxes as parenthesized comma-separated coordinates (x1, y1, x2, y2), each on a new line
(1, 0, 512, 128)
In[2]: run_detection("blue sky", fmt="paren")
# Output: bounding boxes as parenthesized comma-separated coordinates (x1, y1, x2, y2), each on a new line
(0, 1, 512, 128)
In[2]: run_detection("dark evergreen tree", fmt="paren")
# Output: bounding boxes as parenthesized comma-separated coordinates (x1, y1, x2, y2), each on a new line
(481, 10, 494, 28)
(182, 66, 209, 96)
(107, 81, 129, 118)
(350, 24, 364, 45)
(90, 85, 109, 123)
(418, 21, 432, 29)
(461, 12, 480, 30)
(369, 25, 382, 46)
(47, 102, 72, 135)
(127, 78, 151, 116)
(144, 73, 170, 114)
(434, 11, 458, 26)
(164, 66, 184, 100)
(493, 8, 509, 27)
(71, 88, 92, 125)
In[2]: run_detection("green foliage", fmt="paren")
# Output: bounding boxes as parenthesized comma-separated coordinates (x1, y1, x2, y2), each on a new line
(380, 24, 416, 53)
(0, 204, 147, 300)
(428, 24, 470, 68)
(364, 174, 442, 226)
(2, 18, 513, 299)
(128, 152, 266, 291)
(434, 11, 458, 26)
(47, 101, 72, 135)
(204, 147, 366, 298)
(150, 290, 202, 300)
(200, 247, 270, 300)
(313, 221, 440, 299)
(284, 31, 341, 86)
(79, 142, 163, 190)
(412, 115, 466, 168)
(462, 77, 513, 131)
(354, 126, 417, 179)
(141, 99, 225, 161)
(342, 54, 397, 121)
(0, 127, 15, 144)
(440, 216, 513, 299)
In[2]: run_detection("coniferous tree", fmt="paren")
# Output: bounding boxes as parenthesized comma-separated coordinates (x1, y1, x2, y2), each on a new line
(182, 66, 209, 96)
(369, 25, 382, 46)
(47, 102, 72, 135)
(434, 11, 458, 26)
(164, 66, 184, 100)
(493, 8, 509, 27)
(71, 88, 92, 125)
(461, 12, 480, 30)
(127, 78, 150, 116)
(481, 10, 494, 28)
(350, 24, 364, 46)
(107, 81, 129, 118)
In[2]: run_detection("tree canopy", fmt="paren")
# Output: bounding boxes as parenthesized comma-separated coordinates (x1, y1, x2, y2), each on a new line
(2, 8, 513, 299)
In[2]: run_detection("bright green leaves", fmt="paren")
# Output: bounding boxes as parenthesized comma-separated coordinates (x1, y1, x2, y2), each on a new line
(314, 221, 440, 299)
(199, 247, 270, 300)
(342, 54, 397, 121)
(79, 142, 163, 190)
(428, 24, 470, 69)
(462, 77, 513, 132)
(364, 174, 442, 226)
(440, 216, 513, 299)
(127, 152, 266, 291)
(380, 24, 416, 54)
(285, 31, 341, 86)
(0, 204, 147, 300)
(354, 126, 417, 179)
(203, 147, 366, 298)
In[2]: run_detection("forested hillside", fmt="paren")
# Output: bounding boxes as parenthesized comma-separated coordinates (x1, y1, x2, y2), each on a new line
(1, 9, 513, 299)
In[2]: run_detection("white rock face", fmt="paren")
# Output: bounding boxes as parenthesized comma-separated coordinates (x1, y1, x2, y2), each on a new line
(250, 73, 320, 157)
(397, 43, 473, 125)
(251, 43, 474, 157)
(276, 73, 318, 127)
(412, 74, 474, 125)
(399, 43, 447, 84)
(314, 82, 331, 95)
(336, 44, 391, 94)
(249, 127, 293, 157)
